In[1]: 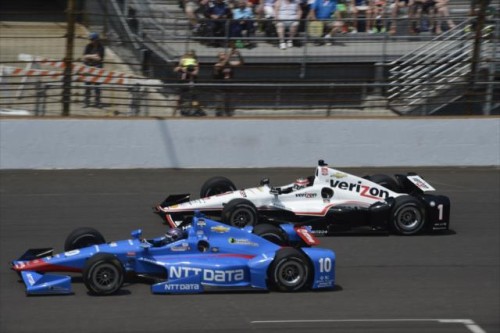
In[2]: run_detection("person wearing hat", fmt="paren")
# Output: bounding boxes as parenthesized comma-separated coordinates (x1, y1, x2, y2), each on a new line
(82, 32, 105, 108)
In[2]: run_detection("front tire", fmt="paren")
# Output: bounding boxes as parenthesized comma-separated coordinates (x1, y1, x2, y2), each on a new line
(200, 176, 236, 198)
(253, 223, 288, 246)
(268, 248, 310, 292)
(83, 253, 124, 296)
(391, 195, 426, 235)
(64, 227, 106, 251)
(221, 199, 258, 228)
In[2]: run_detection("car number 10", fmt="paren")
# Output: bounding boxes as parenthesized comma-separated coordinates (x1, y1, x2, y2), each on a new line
(319, 257, 332, 273)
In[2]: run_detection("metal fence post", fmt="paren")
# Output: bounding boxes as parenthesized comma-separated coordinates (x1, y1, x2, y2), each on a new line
(62, 0, 76, 116)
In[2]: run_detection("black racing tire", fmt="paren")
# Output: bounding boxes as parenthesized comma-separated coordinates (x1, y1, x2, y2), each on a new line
(64, 227, 106, 251)
(369, 174, 401, 193)
(200, 176, 237, 198)
(253, 223, 289, 246)
(390, 195, 426, 235)
(83, 253, 125, 296)
(221, 199, 258, 228)
(268, 248, 311, 292)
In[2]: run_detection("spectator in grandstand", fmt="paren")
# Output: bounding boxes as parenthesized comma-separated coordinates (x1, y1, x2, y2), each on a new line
(389, 0, 415, 35)
(231, 0, 256, 48)
(370, 0, 387, 33)
(213, 48, 244, 116)
(174, 50, 199, 82)
(258, 0, 277, 18)
(208, 0, 232, 46)
(308, 0, 343, 45)
(348, 0, 373, 33)
(433, 0, 455, 34)
(183, 0, 201, 30)
(82, 32, 105, 108)
(274, 0, 303, 49)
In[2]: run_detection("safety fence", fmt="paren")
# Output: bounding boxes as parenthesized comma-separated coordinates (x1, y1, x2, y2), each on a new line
(0, 1, 498, 117)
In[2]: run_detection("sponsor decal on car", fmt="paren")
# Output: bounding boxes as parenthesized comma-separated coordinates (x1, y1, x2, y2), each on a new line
(171, 243, 190, 252)
(26, 273, 35, 286)
(197, 219, 206, 227)
(169, 266, 245, 282)
(228, 238, 259, 246)
(240, 190, 247, 198)
(330, 179, 389, 200)
(64, 250, 80, 257)
(164, 283, 200, 291)
(321, 167, 329, 176)
(127, 251, 136, 257)
(211, 225, 230, 233)
(295, 193, 317, 198)
(331, 172, 347, 179)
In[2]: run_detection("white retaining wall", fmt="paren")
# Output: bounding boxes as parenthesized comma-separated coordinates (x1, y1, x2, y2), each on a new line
(1, 118, 499, 169)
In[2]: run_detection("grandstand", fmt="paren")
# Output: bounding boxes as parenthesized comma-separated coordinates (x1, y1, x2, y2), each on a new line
(0, 0, 498, 116)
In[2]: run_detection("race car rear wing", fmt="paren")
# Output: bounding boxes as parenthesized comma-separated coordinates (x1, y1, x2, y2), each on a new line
(396, 174, 436, 194)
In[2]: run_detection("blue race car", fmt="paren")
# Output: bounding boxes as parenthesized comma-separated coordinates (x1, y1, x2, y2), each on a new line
(11, 214, 335, 295)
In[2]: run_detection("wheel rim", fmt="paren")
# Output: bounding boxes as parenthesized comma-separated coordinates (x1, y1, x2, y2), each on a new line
(230, 208, 254, 228)
(277, 260, 305, 288)
(92, 263, 120, 291)
(396, 205, 423, 231)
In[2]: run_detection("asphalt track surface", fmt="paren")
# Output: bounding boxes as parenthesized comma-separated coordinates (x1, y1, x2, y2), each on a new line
(0, 167, 499, 333)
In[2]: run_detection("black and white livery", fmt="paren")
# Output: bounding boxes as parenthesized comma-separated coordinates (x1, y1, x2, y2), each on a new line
(154, 160, 450, 235)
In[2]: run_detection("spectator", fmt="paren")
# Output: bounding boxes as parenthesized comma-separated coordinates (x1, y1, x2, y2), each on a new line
(82, 32, 105, 108)
(174, 50, 199, 82)
(231, 0, 256, 47)
(433, 0, 455, 34)
(348, 0, 373, 33)
(274, 0, 303, 49)
(308, 0, 342, 45)
(183, 0, 201, 30)
(389, 0, 415, 35)
(213, 49, 244, 116)
(208, 0, 232, 45)
(370, 0, 387, 33)
(258, 0, 277, 18)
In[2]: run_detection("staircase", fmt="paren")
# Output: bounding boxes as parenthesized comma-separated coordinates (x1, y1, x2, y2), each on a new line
(387, 18, 496, 115)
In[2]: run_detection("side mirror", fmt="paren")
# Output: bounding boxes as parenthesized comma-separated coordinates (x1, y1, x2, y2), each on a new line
(260, 178, 270, 186)
(131, 229, 142, 239)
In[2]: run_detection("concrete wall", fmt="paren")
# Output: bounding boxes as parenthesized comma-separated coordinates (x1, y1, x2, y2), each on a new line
(1, 118, 499, 169)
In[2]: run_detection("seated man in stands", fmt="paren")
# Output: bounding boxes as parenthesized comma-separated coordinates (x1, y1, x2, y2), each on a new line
(274, 0, 302, 50)
(389, 0, 415, 35)
(348, 0, 374, 33)
(308, 0, 343, 45)
(208, 0, 232, 45)
(432, 0, 455, 34)
(183, 0, 201, 30)
(231, 0, 256, 48)
(370, 0, 387, 33)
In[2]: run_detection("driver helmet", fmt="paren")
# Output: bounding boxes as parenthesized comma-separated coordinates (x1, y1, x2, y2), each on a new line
(165, 228, 185, 241)
(293, 177, 310, 190)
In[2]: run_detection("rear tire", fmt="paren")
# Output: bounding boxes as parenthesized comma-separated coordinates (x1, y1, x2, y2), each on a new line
(253, 223, 288, 246)
(369, 174, 401, 193)
(391, 195, 426, 235)
(268, 248, 310, 292)
(200, 176, 236, 198)
(221, 199, 258, 228)
(83, 253, 124, 296)
(64, 227, 106, 251)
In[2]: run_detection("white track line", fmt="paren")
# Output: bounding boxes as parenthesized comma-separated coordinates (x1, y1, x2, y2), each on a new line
(250, 319, 487, 333)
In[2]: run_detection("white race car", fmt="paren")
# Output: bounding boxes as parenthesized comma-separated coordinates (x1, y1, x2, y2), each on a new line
(154, 160, 450, 236)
